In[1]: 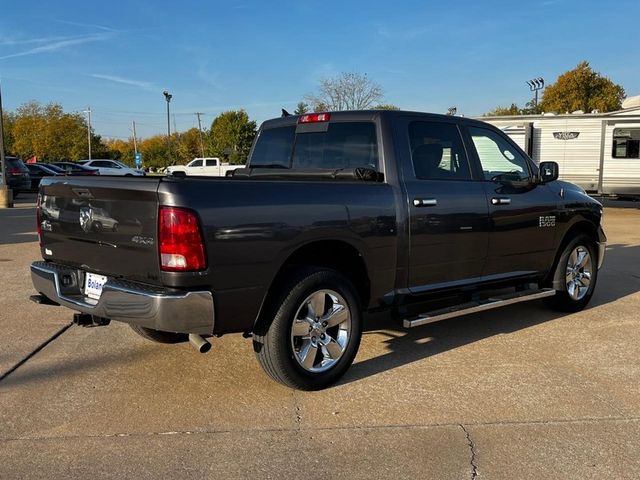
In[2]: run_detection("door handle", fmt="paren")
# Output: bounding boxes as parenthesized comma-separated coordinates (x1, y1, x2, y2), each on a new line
(413, 198, 437, 207)
(491, 197, 511, 205)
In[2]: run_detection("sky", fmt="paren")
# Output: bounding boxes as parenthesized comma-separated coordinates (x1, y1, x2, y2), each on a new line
(0, 0, 639, 140)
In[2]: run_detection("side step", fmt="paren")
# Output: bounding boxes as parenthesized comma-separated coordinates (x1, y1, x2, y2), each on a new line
(403, 288, 556, 328)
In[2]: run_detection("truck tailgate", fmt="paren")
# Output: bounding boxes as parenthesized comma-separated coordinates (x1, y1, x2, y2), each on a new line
(39, 176, 163, 285)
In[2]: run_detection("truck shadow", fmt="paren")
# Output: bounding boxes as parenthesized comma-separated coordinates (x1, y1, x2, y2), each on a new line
(343, 242, 640, 385)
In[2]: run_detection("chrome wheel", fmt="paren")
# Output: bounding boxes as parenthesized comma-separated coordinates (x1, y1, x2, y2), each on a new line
(290, 289, 351, 373)
(565, 245, 592, 301)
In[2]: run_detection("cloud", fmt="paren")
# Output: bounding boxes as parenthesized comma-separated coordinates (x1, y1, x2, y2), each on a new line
(0, 33, 112, 60)
(89, 74, 156, 91)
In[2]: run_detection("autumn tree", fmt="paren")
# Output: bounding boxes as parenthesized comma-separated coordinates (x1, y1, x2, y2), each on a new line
(207, 110, 256, 164)
(305, 72, 385, 111)
(9, 101, 106, 161)
(540, 61, 625, 113)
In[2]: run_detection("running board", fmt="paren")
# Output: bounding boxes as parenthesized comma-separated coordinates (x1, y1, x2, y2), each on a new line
(403, 288, 556, 328)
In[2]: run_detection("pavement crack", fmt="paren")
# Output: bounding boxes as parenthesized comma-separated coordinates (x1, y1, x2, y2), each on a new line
(0, 322, 73, 384)
(460, 424, 478, 480)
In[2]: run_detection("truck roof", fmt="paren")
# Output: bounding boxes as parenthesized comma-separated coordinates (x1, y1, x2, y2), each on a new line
(260, 109, 489, 129)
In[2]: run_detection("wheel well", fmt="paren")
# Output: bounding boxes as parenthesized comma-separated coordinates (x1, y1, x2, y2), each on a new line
(544, 220, 599, 285)
(255, 240, 371, 328)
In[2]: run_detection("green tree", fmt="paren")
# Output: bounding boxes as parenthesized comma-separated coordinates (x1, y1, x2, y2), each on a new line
(294, 102, 309, 115)
(372, 104, 400, 110)
(207, 110, 256, 164)
(305, 72, 385, 111)
(540, 61, 625, 113)
(485, 103, 523, 116)
(139, 135, 170, 169)
(175, 128, 203, 164)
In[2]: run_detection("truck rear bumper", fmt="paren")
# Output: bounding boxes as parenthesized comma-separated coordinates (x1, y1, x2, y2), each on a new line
(31, 261, 214, 335)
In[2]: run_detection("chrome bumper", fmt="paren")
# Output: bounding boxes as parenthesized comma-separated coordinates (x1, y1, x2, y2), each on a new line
(597, 241, 606, 270)
(31, 261, 214, 335)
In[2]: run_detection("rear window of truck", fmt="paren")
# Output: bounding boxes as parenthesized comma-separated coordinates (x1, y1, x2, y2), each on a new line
(251, 122, 378, 170)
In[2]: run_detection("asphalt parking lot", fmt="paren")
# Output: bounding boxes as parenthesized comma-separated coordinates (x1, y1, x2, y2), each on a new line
(1, 193, 639, 479)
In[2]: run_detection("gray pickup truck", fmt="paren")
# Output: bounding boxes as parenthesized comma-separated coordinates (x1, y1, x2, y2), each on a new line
(30, 110, 606, 390)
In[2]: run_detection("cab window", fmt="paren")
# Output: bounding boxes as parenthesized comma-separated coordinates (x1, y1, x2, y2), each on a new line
(408, 122, 471, 180)
(190, 160, 203, 167)
(468, 126, 530, 182)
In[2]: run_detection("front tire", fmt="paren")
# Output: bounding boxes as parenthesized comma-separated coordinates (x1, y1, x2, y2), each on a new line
(544, 234, 598, 312)
(253, 268, 363, 390)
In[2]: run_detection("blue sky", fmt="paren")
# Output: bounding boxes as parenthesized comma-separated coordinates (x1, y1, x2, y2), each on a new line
(1, 0, 638, 139)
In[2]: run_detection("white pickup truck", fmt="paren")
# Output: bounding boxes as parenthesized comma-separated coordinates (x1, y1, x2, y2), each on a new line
(165, 158, 243, 177)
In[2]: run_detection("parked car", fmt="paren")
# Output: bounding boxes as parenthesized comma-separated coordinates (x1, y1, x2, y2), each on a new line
(30, 110, 606, 390)
(41, 164, 67, 175)
(26, 163, 61, 191)
(165, 157, 242, 176)
(47, 162, 99, 176)
(1, 157, 31, 197)
(78, 159, 144, 176)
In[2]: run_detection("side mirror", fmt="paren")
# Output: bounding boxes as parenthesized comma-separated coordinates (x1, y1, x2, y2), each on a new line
(538, 161, 559, 183)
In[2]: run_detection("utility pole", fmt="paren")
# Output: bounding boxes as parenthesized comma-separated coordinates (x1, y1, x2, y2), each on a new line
(83, 106, 92, 160)
(132, 120, 138, 154)
(196, 112, 205, 157)
(0, 81, 9, 208)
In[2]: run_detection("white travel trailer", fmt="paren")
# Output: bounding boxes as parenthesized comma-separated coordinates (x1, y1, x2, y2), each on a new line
(480, 96, 640, 197)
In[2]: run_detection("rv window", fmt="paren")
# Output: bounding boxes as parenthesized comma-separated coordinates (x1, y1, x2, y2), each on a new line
(613, 128, 640, 159)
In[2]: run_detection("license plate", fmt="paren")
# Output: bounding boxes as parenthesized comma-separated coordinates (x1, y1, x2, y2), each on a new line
(84, 272, 108, 300)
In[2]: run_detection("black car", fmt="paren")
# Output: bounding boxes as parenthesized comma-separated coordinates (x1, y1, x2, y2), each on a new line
(1, 157, 31, 197)
(26, 163, 61, 191)
(48, 162, 99, 176)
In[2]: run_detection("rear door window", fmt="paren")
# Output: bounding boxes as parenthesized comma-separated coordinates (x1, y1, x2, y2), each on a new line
(251, 122, 378, 170)
(408, 122, 471, 180)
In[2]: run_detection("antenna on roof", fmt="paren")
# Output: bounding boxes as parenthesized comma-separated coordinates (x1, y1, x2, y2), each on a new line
(281, 108, 291, 117)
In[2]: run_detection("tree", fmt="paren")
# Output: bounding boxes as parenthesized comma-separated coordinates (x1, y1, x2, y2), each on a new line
(485, 103, 523, 116)
(294, 102, 309, 115)
(207, 110, 256, 164)
(305, 72, 385, 111)
(540, 61, 625, 113)
(372, 104, 400, 110)
(9, 101, 106, 161)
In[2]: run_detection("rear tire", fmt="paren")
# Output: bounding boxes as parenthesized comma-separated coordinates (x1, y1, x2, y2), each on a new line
(129, 325, 187, 343)
(544, 234, 598, 312)
(253, 268, 363, 390)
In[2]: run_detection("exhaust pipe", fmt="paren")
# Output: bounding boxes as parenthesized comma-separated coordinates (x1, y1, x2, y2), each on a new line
(188, 334, 211, 353)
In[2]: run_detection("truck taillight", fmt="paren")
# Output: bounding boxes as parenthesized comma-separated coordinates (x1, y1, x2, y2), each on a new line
(9, 167, 23, 176)
(158, 206, 206, 272)
(298, 113, 330, 123)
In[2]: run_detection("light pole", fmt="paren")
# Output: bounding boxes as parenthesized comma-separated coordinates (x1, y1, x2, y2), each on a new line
(0, 81, 11, 208)
(526, 77, 545, 110)
(163, 90, 172, 161)
(196, 112, 205, 157)
(83, 106, 92, 160)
